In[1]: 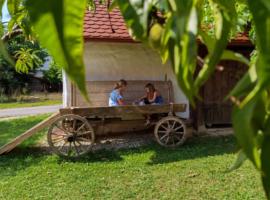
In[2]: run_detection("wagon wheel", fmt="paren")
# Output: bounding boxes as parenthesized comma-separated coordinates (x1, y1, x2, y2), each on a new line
(154, 116, 187, 147)
(47, 114, 95, 158)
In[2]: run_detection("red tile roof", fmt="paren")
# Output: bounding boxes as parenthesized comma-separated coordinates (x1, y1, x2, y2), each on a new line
(83, 2, 251, 46)
(84, 2, 133, 42)
(230, 33, 252, 46)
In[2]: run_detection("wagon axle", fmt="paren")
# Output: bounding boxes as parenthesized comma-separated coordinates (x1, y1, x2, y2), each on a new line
(67, 135, 76, 143)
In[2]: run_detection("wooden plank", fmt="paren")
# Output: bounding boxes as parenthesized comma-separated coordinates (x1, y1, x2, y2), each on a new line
(79, 92, 170, 101)
(0, 112, 60, 155)
(92, 119, 147, 136)
(60, 104, 187, 117)
(73, 80, 173, 107)
(84, 81, 171, 93)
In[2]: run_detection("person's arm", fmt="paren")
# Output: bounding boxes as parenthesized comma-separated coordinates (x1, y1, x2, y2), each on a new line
(117, 98, 125, 105)
(139, 94, 147, 101)
(116, 92, 125, 105)
(148, 91, 158, 103)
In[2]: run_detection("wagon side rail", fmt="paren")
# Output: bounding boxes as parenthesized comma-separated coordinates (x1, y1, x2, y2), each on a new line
(60, 103, 187, 117)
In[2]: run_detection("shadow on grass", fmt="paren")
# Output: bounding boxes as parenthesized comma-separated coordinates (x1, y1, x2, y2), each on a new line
(0, 135, 237, 178)
(59, 135, 237, 164)
(147, 135, 237, 165)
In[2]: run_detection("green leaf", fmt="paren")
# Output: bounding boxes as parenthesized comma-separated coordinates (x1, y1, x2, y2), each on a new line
(198, 30, 215, 53)
(228, 65, 257, 99)
(194, 0, 236, 94)
(232, 97, 261, 169)
(7, 0, 21, 15)
(221, 50, 250, 66)
(25, 0, 88, 99)
(166, 0, 198, 105)
(108, 0, 118, 11)
(0, 41, 15, 65)
(247, 0, 270, 70)
(261, 0, 270, 13)
(261, 135, 270, 199)
(116, 0, 146, 40)
(227, 150, 247, 172)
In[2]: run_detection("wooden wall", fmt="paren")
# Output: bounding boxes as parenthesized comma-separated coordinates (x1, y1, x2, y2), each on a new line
(193, 44, 254, 130)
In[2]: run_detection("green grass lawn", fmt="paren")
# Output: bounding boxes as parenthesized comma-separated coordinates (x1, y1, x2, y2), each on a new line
(0, 115, 266, 200)
(0, 99, 62, 109)
(0, 114, 50, 147)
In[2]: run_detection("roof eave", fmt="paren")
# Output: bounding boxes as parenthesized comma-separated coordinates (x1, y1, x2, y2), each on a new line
(84, 37, 136, 43)
(84, 37, 254, 47)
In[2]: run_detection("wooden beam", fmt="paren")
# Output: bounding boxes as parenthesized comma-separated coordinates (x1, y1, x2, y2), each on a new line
(60, 104, 187, 117)
(0, 112, 60, 155)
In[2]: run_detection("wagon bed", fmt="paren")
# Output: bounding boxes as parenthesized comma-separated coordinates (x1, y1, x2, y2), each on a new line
(46, 80, 189, 158)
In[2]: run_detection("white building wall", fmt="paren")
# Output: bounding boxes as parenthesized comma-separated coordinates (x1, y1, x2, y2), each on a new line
(64, 41, 189, 118)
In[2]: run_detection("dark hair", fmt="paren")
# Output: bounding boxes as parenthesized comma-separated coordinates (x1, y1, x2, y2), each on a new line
(114, 79, 127, 90)
(145, 83, 156, 92)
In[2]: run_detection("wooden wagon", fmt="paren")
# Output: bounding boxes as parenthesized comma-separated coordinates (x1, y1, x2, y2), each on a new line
(47, 80, 188, 157)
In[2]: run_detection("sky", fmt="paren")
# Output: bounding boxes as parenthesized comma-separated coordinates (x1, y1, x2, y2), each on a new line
(1, 0, 10, 23)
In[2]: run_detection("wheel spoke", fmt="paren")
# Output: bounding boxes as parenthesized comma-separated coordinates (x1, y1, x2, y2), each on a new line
(67, 142, 73, 156)
(166, 120, 171, 129)
(77, 130, 93, 137)
(54, 124, 68, 133)
(77, 137, 92, 143)
(174, 125, 183, 131)
(160, 134, 168, 142)
(158, 130, 167, 134)
(51, 134, 65, 139)
(175, 131, 184, 135)
(72, 119, 77, 131)
(58, 141, 68, 151)
(52, 137, 65, 144)
(73, 141, 80, 155)
(171, 121, 176, 129)
(76, 140, 83, 146)
(173, 134, 182, 142)
(161, 124, 169, 131)
(165, 135, 170, 144)
(75, 140, 85, 150)
(76, 123, 86, 132)
(52, 132, 67, 137)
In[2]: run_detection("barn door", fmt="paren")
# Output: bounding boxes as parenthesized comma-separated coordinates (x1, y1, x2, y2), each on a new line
(202, 60, 247, 126)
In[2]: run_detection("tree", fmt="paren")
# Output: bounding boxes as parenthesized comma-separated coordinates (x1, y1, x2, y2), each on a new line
(1, 0, 270, 198)
(43, 60, 62, 92)
(0, 34, 48, 95)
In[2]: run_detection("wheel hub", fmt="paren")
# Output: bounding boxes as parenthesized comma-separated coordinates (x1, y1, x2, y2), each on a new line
(167, 128, 174, 135)
(67, 134, 76, 142)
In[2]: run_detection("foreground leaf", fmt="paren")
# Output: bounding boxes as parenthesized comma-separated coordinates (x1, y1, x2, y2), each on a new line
(194, 0, 236, 94)
(227, 150, 247, 172)
(221, 50, 249, 66)
(232, 97, 261, 169)
(25, 0, 88, 98)
(0, 41, 15, 65)
(227, 64, 257, 99)
(261, 135, 270, 199)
